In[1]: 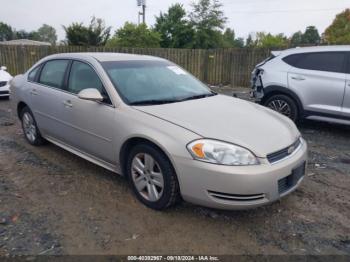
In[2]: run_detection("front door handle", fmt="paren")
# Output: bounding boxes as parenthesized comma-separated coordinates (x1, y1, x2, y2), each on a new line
(63, 100, 73, 108)
(291, 76, 306, 81)
(30, 89, 38, 96)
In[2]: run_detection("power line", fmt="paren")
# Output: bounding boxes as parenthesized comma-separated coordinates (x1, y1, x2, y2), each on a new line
(226, 7, 348, 14)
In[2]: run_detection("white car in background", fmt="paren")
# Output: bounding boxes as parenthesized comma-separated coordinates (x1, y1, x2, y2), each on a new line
(0, 66, 12, 98)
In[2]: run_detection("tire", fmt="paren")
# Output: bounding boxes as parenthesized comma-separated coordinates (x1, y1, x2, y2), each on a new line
(126, 143, 181, 210)
(20, 106, 45, 146)
(264, 94, 299, 122)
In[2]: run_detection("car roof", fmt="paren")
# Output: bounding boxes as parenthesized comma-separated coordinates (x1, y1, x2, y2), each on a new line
(277, 45, 350, 56)
(43, 52, 166, 62)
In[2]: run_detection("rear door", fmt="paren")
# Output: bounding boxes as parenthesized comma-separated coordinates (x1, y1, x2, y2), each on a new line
(342, 53, 350, 118)
(286, 52, 346, 116)
(29, 59, 70, 141)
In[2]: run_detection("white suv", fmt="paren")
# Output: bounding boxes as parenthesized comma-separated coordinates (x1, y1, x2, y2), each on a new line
(251, 46, 350, 125)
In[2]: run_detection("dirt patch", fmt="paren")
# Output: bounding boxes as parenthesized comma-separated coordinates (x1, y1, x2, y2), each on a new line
(0, 92, 349, 255)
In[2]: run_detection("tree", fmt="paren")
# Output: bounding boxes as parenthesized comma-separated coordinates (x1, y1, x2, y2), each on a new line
(245, 34, 254, 48)
(14, 30, 40, 41)
(107, 22, 161, 48)
(63, 17, 111, 46)
(0, 22, 14, 41)
(324, 9, 350, 44)
(290, 31, 303, 47)
(154, 4, 195, 48)
(301, 26, 320, 45)
(221, 28, 244, 48)
(87, 17, 111, 46)
(254, 32, 288, 49)
(189, 0, 227, 49)
(37, 24, 57, 45)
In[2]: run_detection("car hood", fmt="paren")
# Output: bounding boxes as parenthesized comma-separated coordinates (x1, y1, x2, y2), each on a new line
(134, 94, 300, 157)
(0, 70, 12, 81)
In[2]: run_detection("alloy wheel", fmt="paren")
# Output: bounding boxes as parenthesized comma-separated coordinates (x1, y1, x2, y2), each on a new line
(131, 153, 164, 202)
(267, 99, 292, 118)
(22, 112, 37, 143)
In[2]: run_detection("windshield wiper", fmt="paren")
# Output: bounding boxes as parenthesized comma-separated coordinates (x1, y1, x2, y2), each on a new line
(178, 92, 217, 102)
(129, 99, 178, 106)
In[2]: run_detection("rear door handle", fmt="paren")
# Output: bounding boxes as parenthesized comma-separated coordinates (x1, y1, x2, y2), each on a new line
(63, 100, 73, 108)
(291, 76, 306, 81)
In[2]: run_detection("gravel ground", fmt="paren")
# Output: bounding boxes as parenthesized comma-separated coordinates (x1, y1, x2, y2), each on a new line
(0, 89, 349, 256)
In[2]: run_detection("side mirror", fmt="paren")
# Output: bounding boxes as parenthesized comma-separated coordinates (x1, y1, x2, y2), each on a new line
(1, 66, 7, 71)
(78, 88, 103, 102)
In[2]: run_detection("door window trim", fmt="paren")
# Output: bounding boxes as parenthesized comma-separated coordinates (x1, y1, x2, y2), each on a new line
(28, 58, 115, 108)
(66, 59, 114, 107)
(283, 51, 347, 74)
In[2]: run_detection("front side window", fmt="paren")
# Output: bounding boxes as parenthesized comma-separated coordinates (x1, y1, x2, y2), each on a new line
(102, 60, 214, 105)
(68, 61, 104, 94)
(39, 60, 69, 89)
(283, 52, 346, 73)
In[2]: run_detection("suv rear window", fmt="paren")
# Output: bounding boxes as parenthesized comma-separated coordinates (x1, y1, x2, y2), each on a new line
(283, 52, 346, 73)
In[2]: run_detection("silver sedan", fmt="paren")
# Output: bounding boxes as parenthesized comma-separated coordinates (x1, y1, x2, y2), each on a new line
(10, 53, 307, 210)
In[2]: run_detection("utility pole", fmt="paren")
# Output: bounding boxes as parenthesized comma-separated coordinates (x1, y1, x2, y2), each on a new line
(137, 0, 146, 24)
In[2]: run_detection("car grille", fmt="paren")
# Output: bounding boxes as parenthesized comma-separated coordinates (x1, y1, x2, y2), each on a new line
(0, 81, 7, 87)
(267, 138, 301, 164)
(0, 91, 9, 95)
(208, 190, 265, 202)
(278, 162, 306, 194)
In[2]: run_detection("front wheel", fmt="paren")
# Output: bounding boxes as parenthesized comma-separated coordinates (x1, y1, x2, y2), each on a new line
(126, 143, 180, 210)
(264, 94, 299, 122)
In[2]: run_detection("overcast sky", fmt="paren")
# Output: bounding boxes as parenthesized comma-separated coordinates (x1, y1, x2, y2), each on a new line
(2, 0, 350, 41)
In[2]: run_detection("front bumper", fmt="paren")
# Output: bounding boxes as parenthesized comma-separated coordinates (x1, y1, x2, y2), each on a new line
(0, 84, 10, 97)
(175, 138, 308, 210)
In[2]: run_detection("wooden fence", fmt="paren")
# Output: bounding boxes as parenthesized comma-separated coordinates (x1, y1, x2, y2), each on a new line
(0, 45, 271, 87)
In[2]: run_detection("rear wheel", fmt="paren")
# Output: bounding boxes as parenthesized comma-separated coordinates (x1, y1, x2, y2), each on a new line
(264, 94, 299, 122)
(20, 107, 45, 146)
(126, 143, 180, 210)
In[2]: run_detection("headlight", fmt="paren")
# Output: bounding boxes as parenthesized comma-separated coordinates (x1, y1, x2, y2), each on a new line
(187, 139, 259, 166)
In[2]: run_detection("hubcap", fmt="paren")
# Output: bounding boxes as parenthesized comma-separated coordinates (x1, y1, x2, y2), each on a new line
(267, 99, 292, 118)
(22, 112, 37, 143)
(131, 153, 164, 202)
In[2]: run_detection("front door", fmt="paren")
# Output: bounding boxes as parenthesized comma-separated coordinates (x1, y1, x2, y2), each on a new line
(59, 60, 116, 165)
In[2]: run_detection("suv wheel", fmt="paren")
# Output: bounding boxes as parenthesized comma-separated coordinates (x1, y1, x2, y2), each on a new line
(126, 143, 180, 210)
(264, 94, 299, 122)
(20, 107, 45, 146)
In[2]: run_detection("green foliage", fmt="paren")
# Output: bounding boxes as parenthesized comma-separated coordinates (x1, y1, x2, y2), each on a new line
(37, 24, 57, 45)
(189, 0, 227, 48)
(247, 32, 288, 49)
(154, 4, 195, 48)
(107, 23, 161, 48)
(63, 17, 111, 46)
(290, 31, 303, 47)
(15, 30, 41, 41)
(221, 28, 244, 48)
(324, 9, 350, 44)
(301, 26, 320, 45)
(0, 22, 14, 41)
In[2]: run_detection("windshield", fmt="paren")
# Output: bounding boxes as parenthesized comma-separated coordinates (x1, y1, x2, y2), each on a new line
(102, 60, 214, 105)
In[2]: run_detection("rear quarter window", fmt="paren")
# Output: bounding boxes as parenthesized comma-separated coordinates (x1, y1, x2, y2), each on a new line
(282, 52, 346, 73)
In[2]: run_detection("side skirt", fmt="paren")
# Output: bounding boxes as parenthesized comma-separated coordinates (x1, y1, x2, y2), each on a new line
(43, 135, 122, 175)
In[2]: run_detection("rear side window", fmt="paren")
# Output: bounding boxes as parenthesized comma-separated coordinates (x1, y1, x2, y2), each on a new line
(39, 60, 69, 89)
(283, 52, 345, 73)
(28, 65, 41, 82)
